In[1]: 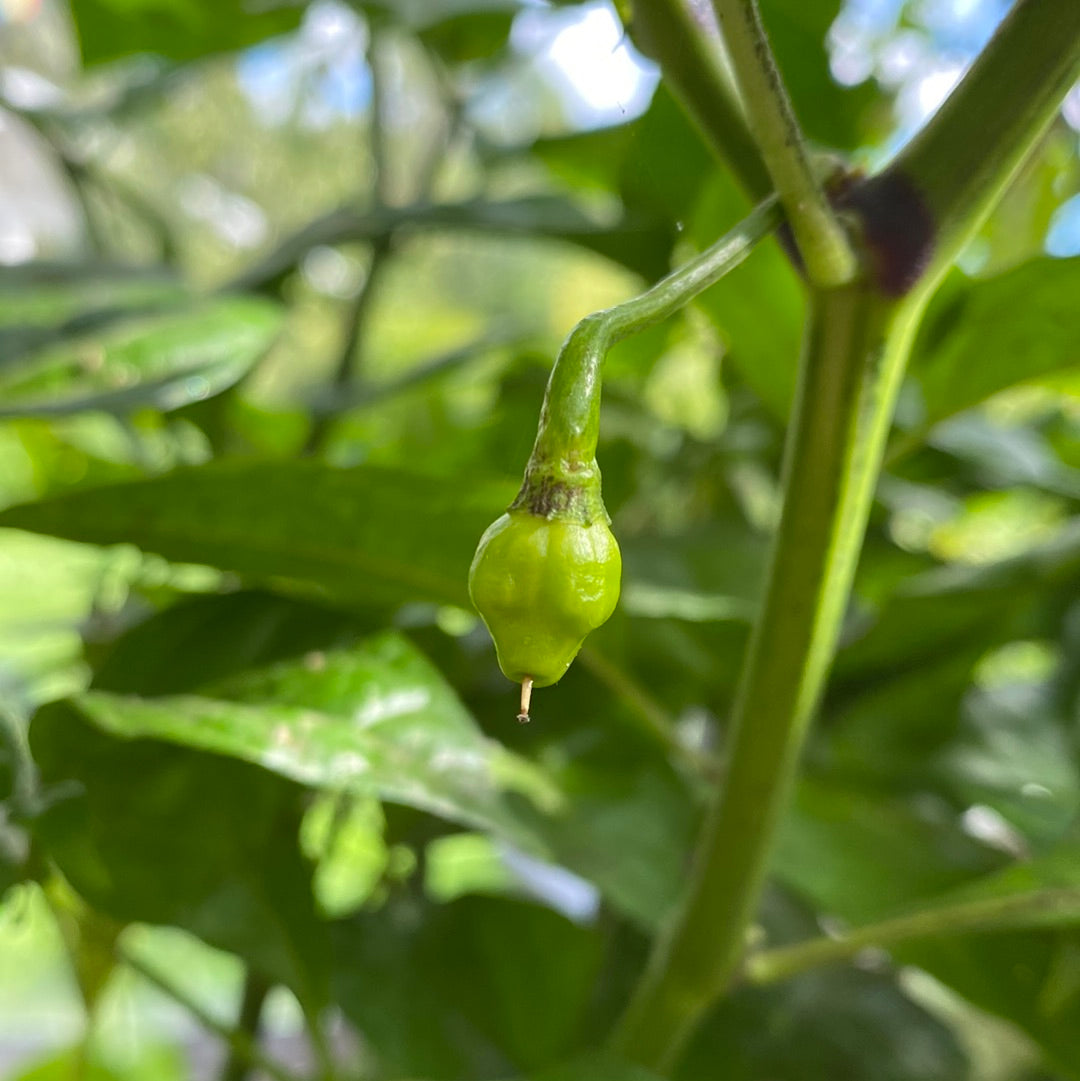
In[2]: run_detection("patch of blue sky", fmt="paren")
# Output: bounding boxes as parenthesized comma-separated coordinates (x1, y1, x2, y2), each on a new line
(235, 0, 370, 128)
(510, 0, 658, 131)
(1046, 193, 1080, 257)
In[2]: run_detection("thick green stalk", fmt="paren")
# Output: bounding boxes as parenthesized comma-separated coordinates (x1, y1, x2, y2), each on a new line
(611, 281, 931, 1069)
(628, 0, 771, 200)
(711, 0, 857, 286)
(892, 0, 1080, 277)
(607, 0, 1080, 1071)
(746, 887, 1080, 987)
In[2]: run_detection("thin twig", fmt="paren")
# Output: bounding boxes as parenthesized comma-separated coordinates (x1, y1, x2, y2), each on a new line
(302, 234, 391, 454)
(711, 0, 856, 286)
(745, 887, 1080, 986)
(220, 971, 272, 1081)
(303, 26, 394, 456)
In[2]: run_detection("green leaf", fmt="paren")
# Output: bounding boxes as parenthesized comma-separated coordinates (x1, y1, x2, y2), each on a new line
(774, 776, 1004, 924)
(895, 257, 1080, 454)
(682, 888, 969, 1081)
(11, 1043, 185, 1081)
(67, 633, 560, 850)
(690, 175, 804, 418)
(83, 624, 689, 929)
(0, 297, 282, 418)
(0, 461, 515, 609)
(835, 520, 1080, 684)
(900, 929, 1080, 1080)
(71, 0, 304, 66)
(686, 963, 968, 1081)
(89, 590, 368, 696)
(527, 1054, 665, 1081)
(531, 86, 716, 267)
(0, 262, 181, 328)
(334, 894, 605, 1077)
(28, 706, 329, 1007)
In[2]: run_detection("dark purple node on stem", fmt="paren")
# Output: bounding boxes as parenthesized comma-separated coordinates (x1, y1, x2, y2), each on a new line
(839, 170, 936, 297)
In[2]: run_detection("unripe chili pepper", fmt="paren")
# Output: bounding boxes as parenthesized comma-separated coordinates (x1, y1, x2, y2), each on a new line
(469, 323, 621, 720)
(469, 199, 781, 719)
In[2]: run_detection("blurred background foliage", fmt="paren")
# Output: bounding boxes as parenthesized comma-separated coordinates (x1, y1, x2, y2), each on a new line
(0, 0, 1079, 1079)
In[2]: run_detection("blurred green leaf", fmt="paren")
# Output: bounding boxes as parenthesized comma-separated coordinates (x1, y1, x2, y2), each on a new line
(835, 520, 1080, 684)
(900, 928, 1080, 1080)
(0, 263, 181, 326)
(71, 0, 305, 66)
(774, 776, 1004, 924)
(690, 175, 804, 418)
(896, 257, 1080, 455)
(335, 894, 604, 1077)
(934, 682, 1080, 850)
(685, 963, 968, 1081)
(0, 296, 282, 419)
(680, 888, 969, 1081)
(62, 634, 560, 851)
(90, 590, 367, 696)
(11, 1043, 185, 1081)
(29, 706, 329, 1007)
(936, 839, 1080, 918)
(531, 86, 715, 268)
(527, 1055, 665, 1081)
(0, 462, 515, 609)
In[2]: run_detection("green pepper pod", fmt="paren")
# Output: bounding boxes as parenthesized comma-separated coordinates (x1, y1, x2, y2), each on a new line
(469, 510, 621, 689)
(468, 202, 783, 717)
(469, 326, 621, 717)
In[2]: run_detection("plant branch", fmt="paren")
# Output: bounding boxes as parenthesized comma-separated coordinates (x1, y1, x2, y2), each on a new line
(303, 235, 392, 454)
(629, 0, 771, 200)
(610, 282, 932, 1070)
(304, 26, 393, 456)
(746, 887, 1080, 986)
(119, 948, 298, 1081)
(711, 0, 857, 287)
(220, 971, 272, 1081)
(610, 4, 1080, 1070)
(888, 0, 1080, 280)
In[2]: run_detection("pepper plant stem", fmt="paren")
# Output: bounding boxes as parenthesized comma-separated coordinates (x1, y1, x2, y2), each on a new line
(891, 0, 1080, 277)
(610, 0, 1080, 1068)
(611, 282, 933, 1070)
(220, 971, 271, 1081)
(710, 0, 857, 286)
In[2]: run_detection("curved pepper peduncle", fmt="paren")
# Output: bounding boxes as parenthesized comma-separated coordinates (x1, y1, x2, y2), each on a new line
(512, 198, 782, 524)
(511, 315, 611, 524)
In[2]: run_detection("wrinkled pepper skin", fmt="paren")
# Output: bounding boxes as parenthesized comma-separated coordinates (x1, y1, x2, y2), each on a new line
(469, 509, 621, 687)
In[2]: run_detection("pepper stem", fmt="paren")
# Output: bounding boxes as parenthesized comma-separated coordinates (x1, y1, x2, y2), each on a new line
(517, 678, 534, 724)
